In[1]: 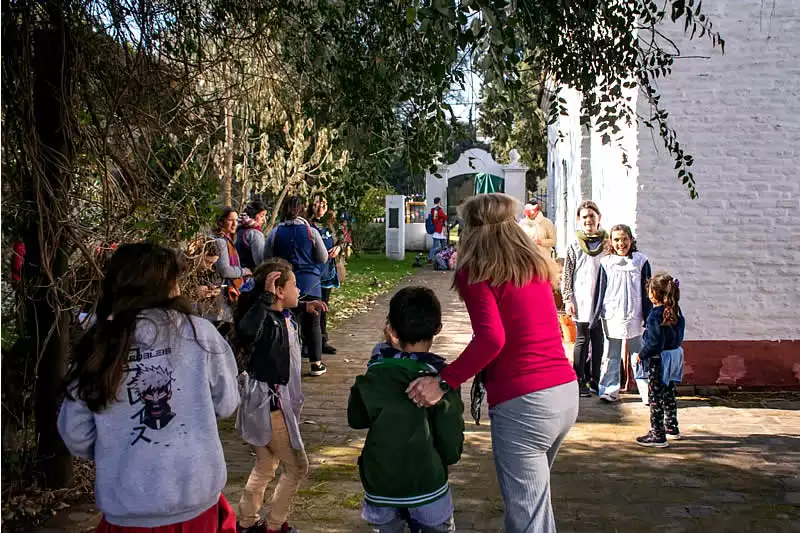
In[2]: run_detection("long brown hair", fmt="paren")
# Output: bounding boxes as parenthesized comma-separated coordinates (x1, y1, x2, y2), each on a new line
(453, 193, 555, 290)
(280, 196, 306, 221)
(648, 271, 681, 326)
(65, 243, 197, 412)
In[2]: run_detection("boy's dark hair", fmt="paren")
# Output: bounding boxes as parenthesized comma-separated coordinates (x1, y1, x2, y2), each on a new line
(433, 197, 441, 205)
(388, 287, 442, 345)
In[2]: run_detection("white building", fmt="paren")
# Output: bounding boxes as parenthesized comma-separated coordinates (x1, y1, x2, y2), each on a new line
(547, 1, 800, 388)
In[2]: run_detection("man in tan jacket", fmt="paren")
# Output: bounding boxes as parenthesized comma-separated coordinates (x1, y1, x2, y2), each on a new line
(519, 200, 557, 257)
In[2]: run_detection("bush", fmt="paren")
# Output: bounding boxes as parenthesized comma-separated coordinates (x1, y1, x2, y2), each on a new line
(351, 222, 384, 252)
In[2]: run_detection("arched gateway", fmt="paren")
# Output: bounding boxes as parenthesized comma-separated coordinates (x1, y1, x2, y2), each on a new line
(386, 148, 530, 259)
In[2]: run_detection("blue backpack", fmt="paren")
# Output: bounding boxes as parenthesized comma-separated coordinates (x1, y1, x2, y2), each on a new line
(425, 213, 435, 235)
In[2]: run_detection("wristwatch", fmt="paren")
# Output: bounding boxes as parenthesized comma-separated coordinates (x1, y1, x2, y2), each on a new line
(437, 375, 450, 392)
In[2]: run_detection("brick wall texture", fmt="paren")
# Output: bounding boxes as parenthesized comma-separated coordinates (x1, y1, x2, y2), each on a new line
(635, 1, 800, 341)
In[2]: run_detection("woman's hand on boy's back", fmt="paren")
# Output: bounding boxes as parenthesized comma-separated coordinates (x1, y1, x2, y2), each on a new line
(407, 376, 445, 407)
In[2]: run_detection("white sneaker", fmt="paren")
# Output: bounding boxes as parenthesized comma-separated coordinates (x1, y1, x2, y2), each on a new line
(599, 393, 618, 403)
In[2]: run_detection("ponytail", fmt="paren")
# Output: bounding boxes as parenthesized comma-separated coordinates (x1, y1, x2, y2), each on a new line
(661, 279, 681, 326)
(648, 272, 681, 327)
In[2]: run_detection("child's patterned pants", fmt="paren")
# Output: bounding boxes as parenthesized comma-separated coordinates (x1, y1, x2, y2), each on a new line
(647, 357, 679, 437)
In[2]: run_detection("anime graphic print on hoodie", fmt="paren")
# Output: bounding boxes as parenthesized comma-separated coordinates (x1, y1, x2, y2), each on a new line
(58, 311, 240, 527)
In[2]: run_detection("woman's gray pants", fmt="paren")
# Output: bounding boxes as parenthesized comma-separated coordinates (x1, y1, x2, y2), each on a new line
(489, 381, 579, 533)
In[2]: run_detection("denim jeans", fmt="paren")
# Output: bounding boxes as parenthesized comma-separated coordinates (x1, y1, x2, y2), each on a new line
(428, 238, 446, 261)
(598, 336, 642, 399)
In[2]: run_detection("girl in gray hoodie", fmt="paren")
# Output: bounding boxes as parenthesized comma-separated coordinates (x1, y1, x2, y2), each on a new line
(58, 243, 240, 531)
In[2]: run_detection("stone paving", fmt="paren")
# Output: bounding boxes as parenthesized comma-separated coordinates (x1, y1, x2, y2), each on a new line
(42, 268, 800, 533)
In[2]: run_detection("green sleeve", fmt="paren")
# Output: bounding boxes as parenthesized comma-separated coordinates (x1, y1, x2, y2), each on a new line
(347, 379, 371, 430)
(430, 388, 465, 466)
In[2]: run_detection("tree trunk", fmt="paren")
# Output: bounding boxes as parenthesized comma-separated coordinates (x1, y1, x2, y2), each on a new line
(223, 83, 234, 206)
(263, 185, 290, 237)
(26, 1, 76, 488)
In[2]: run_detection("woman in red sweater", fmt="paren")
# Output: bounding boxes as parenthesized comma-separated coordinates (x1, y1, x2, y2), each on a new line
(408, 193, 578, 533)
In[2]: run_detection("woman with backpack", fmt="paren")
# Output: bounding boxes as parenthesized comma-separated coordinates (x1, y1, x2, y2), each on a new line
(265, 196, 329, 377)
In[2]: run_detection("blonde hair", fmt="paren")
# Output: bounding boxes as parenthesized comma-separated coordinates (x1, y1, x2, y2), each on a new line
(453, 193, 555, 290)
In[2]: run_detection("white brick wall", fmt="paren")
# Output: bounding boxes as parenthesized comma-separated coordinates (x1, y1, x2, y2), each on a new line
(636, 0, 800, 341)
(547, 87, 583, 257)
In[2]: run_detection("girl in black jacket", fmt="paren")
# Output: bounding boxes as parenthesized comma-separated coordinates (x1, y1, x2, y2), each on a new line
(234, 259, 326, 533)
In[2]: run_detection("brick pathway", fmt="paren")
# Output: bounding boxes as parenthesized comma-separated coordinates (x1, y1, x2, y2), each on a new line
(42, 268, 800, 532)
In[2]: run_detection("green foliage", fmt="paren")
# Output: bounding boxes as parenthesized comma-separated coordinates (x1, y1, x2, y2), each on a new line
(351, 223, 385, 254)
(404, 0, 725, 197)
(479, 58, 547, 186)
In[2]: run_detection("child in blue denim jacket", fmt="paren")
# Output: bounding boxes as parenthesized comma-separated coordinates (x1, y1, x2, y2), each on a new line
(636, 272, 685, 448)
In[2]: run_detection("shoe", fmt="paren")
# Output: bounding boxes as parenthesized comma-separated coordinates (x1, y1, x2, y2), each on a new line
(666, 428, 682, 440)
(238, 521, 267, 533)
(310, 362, 328, 376)
(322, 344, 337, 355)
(636, 432, 669, 448)
(579, 383, 592, 397)
(599, 393, 618, 403)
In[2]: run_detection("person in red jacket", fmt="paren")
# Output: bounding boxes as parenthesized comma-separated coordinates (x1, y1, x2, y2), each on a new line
(408, 193, 578, 533)
(427, 197, 448, 263)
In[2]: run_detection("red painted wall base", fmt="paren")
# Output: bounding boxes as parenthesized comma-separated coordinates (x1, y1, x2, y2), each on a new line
(682, 340, 800, 390)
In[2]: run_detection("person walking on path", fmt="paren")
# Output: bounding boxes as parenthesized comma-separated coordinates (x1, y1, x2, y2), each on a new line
(234, 259, 327, 532)
(635, 272, 685, 448)
(349, 287, 464, 533)
(592, 224, 653, 403)
(236, 200, 269, 270)
(265, 196, 329, 377)
(561, 201, 608, 397)
(407, 193, 578, 533)
(58, 243, 240, 532)
(428, 197, 448, 263)
(518, 199, 556, 258)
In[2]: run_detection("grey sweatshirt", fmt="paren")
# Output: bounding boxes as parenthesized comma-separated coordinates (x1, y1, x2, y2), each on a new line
(57, 310, 240, 527)
(213, 235, 246, 279)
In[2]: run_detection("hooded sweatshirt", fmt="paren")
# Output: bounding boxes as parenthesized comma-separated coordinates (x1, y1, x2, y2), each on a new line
(57, 310, 240, 527)
(348, 345, 464, 508)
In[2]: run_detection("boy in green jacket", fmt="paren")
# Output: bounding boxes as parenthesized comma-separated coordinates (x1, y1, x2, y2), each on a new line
(348, 287, 464, 533)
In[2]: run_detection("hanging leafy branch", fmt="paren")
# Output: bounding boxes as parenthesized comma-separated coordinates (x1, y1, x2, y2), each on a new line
(403, 0, 726, 198)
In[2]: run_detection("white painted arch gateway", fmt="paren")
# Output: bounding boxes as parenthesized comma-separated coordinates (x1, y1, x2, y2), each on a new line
(424, 148, 528, 215)
(386, 148, 530, 257)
